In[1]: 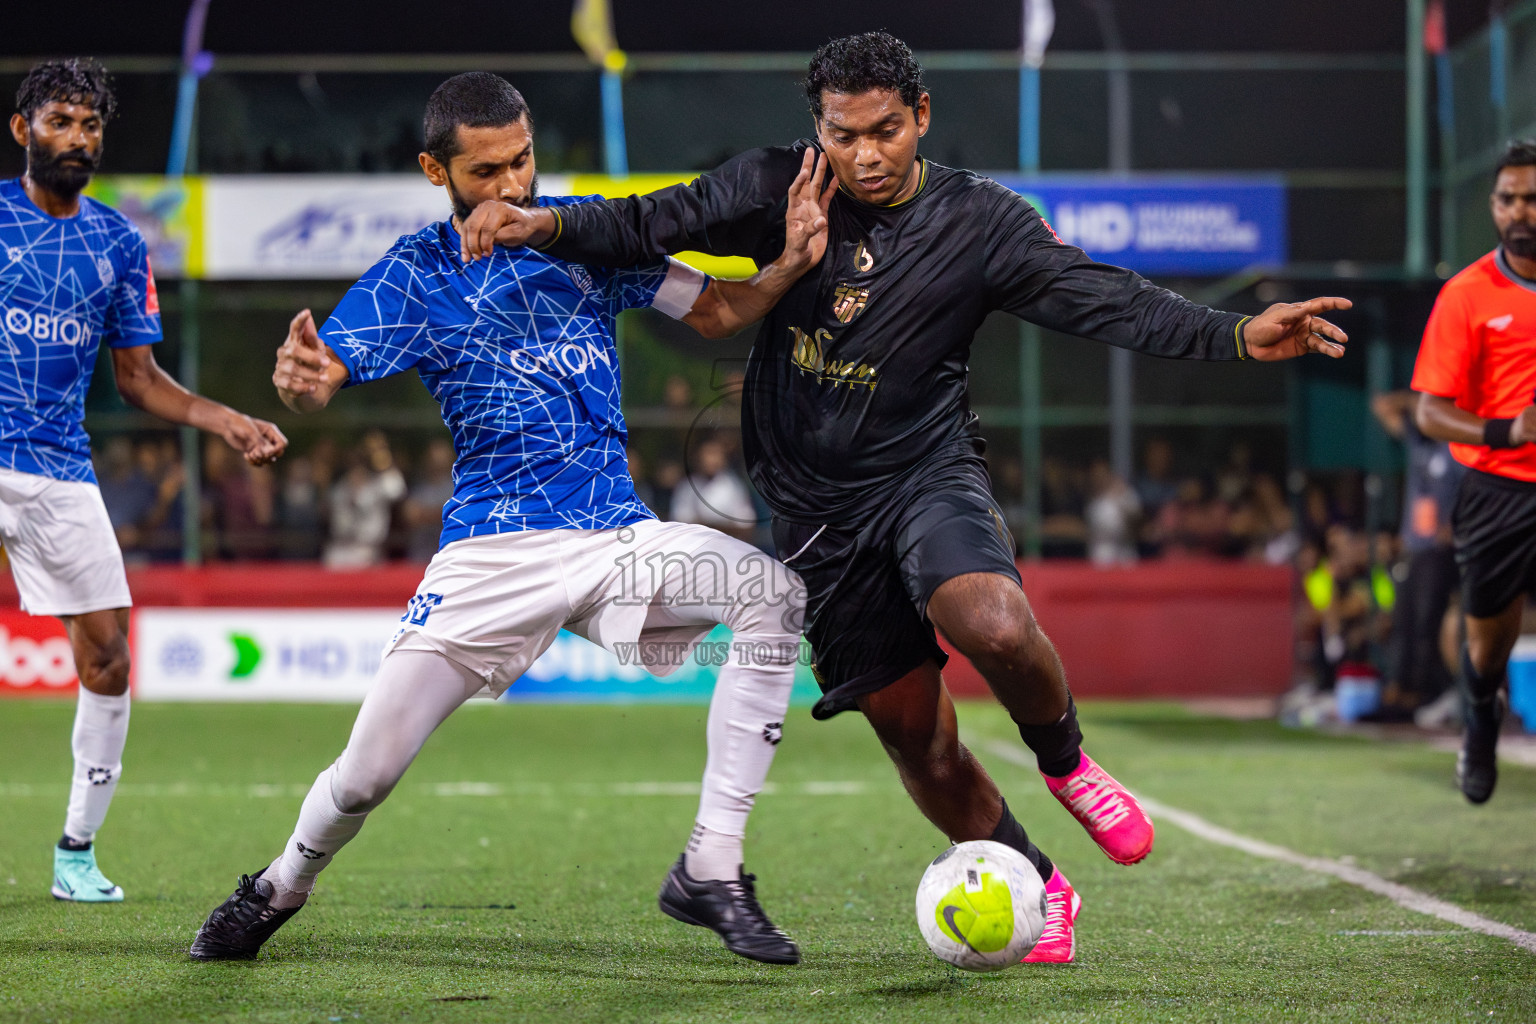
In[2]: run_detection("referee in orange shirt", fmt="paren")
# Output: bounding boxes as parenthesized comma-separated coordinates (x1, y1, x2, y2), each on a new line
(1412, 140, 1536, 803)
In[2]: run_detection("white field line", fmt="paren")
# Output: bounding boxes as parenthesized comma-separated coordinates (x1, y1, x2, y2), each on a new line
(983, 740, 1536, 955)
(0, 780, 870, 799)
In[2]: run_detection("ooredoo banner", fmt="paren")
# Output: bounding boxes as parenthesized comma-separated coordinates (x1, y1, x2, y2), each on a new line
(0, 611, 78, 697)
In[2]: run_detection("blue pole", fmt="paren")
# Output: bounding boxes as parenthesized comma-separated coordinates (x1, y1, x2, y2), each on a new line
(166, 71, 199, 177)
(601, 68, 628, 176)
(1018, 66, 1040, 173)
(165, 0, 213, 176)
(1490, 14, 1509, 142)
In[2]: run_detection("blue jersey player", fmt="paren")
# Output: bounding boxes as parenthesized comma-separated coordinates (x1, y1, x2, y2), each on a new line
(4, 60, 287, 904)
(191, 73, 835, 965)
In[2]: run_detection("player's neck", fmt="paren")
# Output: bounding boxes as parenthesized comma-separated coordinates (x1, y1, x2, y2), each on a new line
(20, 173, 82, 219)
(1503, 245, 1536, 283)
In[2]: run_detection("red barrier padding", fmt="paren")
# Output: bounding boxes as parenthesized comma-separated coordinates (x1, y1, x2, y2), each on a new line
(938, 562, 1294, 698)
(0, 560, 1293, 698)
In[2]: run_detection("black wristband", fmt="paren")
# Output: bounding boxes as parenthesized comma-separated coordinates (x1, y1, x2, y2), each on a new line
(1483, 418, 1517, 449)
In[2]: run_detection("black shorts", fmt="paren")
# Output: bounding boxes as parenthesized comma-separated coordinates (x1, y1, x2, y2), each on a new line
(773, 453, 1021, 720)
(1452, 468, 1536, 618)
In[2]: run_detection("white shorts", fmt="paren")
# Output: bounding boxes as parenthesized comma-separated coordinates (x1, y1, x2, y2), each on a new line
(0, 467, 132, 616)
(389, 519, 792, 696)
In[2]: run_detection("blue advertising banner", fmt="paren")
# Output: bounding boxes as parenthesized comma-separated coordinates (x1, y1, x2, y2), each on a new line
(993, 177, 1287, 276)
(498, 626, 824, 705)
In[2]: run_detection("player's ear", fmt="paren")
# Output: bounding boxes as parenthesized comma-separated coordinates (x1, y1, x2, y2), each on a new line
(913, 93, 931, 139)
(9, 112, 29, 148)
(419, 151, 448, 187)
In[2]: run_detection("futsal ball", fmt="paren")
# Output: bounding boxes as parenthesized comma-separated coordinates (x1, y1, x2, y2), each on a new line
(915, 840, 1047, 972)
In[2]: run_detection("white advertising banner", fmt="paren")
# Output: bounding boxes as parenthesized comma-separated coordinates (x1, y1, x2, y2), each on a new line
(199, 175, 574, 279)
(133, 608, 402, 702)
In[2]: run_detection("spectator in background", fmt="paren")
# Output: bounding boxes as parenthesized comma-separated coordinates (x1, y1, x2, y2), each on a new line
(627, 446, 661, 517)
(1371, 389, 1466, 721)
(1039, 457, 1087, 558)
(96, 437, 156, 551)
(202, 440, 276, 560)
(1134, 437, 1180, 525)
(324, 430, 406, 568)
(96, 437, 184, 563)
(275, 452, 325, 560)
(1084, 458, 1141, 566)
(993, 456, 1030, 555)
(1310, 524, 1377, 691)
(671, 434, 755, 542)
(403, 438, 455, 562)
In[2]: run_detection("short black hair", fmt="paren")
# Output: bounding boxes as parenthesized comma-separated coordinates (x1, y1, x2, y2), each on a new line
(1494, 139, 1536, 182)
(16, 57, 117, 123)
(804, 32, 925, 121)
(423, 72, 531, 165)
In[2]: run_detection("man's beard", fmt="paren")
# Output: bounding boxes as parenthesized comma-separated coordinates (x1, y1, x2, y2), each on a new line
(1502, 222, 1536, 260)
(448, 173, 540, 224)
(27, 139, 99, 198)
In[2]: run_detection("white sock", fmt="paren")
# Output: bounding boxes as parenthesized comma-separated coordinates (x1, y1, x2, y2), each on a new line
(272, 763, 368, 905)
(685, 823, 744, 881)
(63, 689, 130, 844)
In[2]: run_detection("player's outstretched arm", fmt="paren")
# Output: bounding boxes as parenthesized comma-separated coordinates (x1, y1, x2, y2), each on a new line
(272, 309, 350, 415)
(1239, 297, 1351, 361)
(681, 150, 835, 340)
(111, 345, 287, 467)
(1416, 392, 1536, 448)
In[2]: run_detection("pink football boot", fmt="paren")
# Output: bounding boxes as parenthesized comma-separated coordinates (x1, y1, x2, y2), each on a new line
(1022, 867, 1080, 964)
(1043, 751, 1155, 865)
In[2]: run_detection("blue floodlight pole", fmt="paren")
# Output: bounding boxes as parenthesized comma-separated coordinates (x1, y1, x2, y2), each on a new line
(602, 66, 629, 176)
(1490, 10, 1509, 144)
(168, 0, 213, 565)
(1018, 67, 1040, 173)
(167, 0, 213, 177)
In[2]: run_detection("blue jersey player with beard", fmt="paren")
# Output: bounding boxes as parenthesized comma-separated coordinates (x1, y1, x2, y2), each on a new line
(191, 73, 837, 966)
(3, 60, 287, 903)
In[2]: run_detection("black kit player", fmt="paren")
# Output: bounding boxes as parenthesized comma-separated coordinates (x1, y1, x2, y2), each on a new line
(1412, 139, 1536, 803)
(462, 32, 1351, 962)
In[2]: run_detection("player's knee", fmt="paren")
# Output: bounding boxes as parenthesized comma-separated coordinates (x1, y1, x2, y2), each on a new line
(75, 634, 130, 696)
(956, 612, 1038, 671)
(330, 763, 397, 814)
(726, 559, 806, 641)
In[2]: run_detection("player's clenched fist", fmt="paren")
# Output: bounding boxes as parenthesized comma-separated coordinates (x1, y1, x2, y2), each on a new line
(458, 200, 549, 261)
(221, 413, 288, 467)
(273, 309, 347, 414)
(273, 309, 328, 394)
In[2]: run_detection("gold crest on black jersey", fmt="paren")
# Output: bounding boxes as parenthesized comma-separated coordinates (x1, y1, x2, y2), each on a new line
(832, 282, 870, 324)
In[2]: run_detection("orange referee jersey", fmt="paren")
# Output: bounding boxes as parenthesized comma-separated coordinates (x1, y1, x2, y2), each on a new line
(1412, 248, 1536, 482)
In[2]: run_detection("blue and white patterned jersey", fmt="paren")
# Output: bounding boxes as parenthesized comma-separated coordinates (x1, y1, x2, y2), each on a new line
(321, 195, 707, 549)
(0, 179, 162, 483)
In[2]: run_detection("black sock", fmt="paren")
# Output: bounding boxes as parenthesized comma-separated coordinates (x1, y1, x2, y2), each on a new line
(1016, 696, 1084, 778)
(57, 834, 91, 852)
(1461, 646, 1505, 709)
(989, 799, 1054, 884)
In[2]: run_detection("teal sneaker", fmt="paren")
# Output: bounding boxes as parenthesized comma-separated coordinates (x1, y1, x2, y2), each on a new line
(52, 846, 124, 902)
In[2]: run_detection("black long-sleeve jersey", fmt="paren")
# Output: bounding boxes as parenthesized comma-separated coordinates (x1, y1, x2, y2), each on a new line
(539, 140, 1252, 524)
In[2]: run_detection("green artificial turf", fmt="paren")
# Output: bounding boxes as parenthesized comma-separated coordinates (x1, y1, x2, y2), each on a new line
(1, 699, 1532, 1023)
